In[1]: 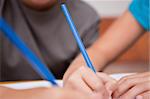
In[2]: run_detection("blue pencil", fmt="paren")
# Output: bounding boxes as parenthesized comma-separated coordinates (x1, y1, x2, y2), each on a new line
(60, 3, 96, 73)
(0, 18, 57, 86)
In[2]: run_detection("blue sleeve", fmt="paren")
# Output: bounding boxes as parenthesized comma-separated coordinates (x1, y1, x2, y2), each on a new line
(129, 0, 149, 31)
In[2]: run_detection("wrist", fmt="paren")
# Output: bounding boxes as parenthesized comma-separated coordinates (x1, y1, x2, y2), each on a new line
(87, 46, 108, 71)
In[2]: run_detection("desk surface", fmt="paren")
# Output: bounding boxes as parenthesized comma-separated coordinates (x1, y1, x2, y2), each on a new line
(0, 80, 45, 84)
(104, 62, 149, 74)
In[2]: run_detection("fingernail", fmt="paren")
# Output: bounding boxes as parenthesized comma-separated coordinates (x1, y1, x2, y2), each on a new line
(136, 95, 143, 99)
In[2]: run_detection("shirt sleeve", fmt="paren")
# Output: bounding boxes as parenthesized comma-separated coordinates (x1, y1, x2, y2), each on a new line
(129, 0, 149, 31)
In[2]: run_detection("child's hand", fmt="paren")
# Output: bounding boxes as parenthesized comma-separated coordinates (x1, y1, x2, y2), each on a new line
(64, 66, 116, 99)
(112, 72, 150, 99)
(0, 87, 92, 99)
(96, 72, 117, 95)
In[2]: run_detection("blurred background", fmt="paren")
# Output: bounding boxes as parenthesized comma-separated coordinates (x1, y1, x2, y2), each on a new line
(83, 0, 149, 74)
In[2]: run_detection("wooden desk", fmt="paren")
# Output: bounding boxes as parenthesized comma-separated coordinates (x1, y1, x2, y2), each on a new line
(103, 62, 149, 74)
(0, 80, 44, 84)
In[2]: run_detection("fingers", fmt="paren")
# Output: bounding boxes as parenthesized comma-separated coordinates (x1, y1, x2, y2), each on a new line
(118, 72, 150, 85)
(136, 91, 150, 99)
(97, 72, 117, 93)
(64, 66, 109, 99)
(118, 81, 150, 99)
(113, 75, 150, 98)
(65, 66, 106, 93)
(64, 72, 93, 94)
(81, 67, 105, 92)
(96, 72, 116, 84)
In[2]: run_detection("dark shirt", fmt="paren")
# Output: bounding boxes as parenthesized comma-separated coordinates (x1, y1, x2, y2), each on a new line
(0, 0, 100, 81)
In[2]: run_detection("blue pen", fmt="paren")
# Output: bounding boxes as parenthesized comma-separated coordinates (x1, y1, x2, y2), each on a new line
(0, 18, 57, 86)
(59, 2, 96, 73)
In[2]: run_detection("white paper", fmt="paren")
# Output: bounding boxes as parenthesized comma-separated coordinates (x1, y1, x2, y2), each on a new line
(110, 73, 135, 80)
(0, 73, 135, 90)
(0, 80, 63, 90)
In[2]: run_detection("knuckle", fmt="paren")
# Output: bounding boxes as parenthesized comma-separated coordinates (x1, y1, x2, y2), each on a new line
(120, 95, 128, 99)
(113, 87, 122, 97)
(79, 66, 86, 71)
(132, 84, 142, 92)
(65, 77, 77, 88)
(94, 82, 103, 90)
(123, 78, 133, 85)
(101, 90, 109, 98)
(113, 90, 120, 98)
(119, 77, 128, 84)
(67, 77, 75, 85)
(116, 87, 122, 94)
(125, 86, 139, 97)
(120, 76, 128, 81)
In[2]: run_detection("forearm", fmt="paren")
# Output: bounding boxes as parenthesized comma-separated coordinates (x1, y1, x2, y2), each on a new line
(94, 11, 145, 64)
(0, 87, 6, 98)
(0, 87, 16, 99)
(63, 46, 107, 81)
(64, 11, 145, 81)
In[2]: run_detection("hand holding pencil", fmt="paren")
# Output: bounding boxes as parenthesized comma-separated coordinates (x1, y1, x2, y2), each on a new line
(64, 66, 116, 99)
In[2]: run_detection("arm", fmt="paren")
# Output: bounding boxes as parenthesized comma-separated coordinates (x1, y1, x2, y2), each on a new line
(112, 72, 150, 99)
(64, 10, 145, 81)
(0, 86, 91, 99)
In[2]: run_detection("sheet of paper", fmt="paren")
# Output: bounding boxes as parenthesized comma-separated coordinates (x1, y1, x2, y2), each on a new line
(110, 73, 135, 80)
(0, 80, 63, 90)
(0, 73, 135, 90)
